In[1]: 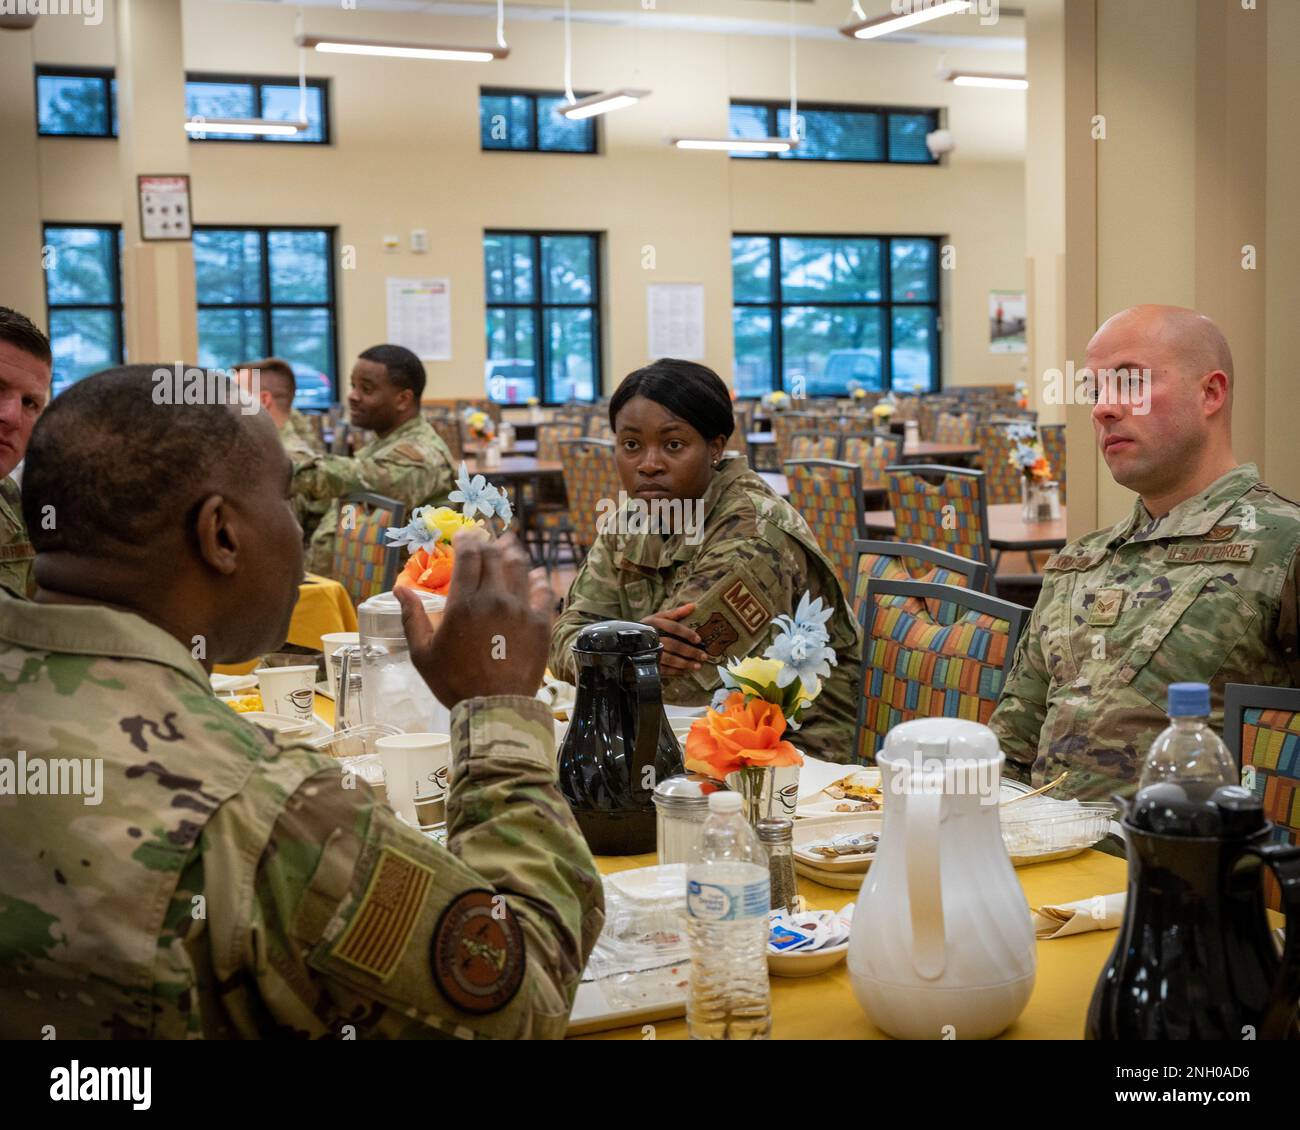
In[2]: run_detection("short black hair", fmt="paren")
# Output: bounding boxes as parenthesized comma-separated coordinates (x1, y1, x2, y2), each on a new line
(0, 306, 52, 366)
(609, 358, 734, 441)
(358, 343, 426, 402)
(235, 357, 296, 406)
(23, 364, 266, 553)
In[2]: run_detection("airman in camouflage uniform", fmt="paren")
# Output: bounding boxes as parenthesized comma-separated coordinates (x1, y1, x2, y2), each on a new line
(293, 415, 455, 576)
(280, 409, 325, 460)
(0, 476, 33, 598)
(550, 454, 863, 762)
(991, 463, 1300, 801)
(0, 593, 602, 1038)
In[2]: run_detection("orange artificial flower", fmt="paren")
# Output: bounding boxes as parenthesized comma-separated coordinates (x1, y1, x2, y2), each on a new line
(1030, 456, 1051, 481)
(394, 544, 454, 596)
(684, 691, 803, 782)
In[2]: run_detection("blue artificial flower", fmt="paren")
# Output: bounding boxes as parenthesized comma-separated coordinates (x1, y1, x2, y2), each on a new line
(1014, 445, 1040, 469)
(385, 506, 441, 552)
(1005, 422, 1037, 443)
(764, 592, 837, 689)
(449, 461, 513, 523)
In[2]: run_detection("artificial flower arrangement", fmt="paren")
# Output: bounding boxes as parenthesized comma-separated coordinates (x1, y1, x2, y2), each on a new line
(385, 462, 513, 596)
(871, 394, 897, 421)
(684, 593, 838, 820)
(1006, 421, 1052, 482)
(761, 389, 790, 412)
(1015, 381, 1030, 411)
(851, 386, 869, 402)
(463, 408, 496, 442)
(525, 396, 540, 407)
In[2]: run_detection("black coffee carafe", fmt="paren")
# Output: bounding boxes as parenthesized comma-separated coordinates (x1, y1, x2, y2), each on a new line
(1086, 785, 1300, 1040)
(557, 621, 684, 855)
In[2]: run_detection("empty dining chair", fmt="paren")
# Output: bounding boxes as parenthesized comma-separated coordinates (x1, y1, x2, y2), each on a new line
(771, 411, 821, 464)
(854, 577, 1028, 763)
(783, 458, 864, 595)
(1223, 683, 1300, 912)
(789, 430, 840, 461)
(526, 421, 584, 570)
(839, 431, 902, 493)
(331, 491, 406, 608)
(974, 419, 1024, 505)
(934, 411, 975, 446)
(851, 538, 989, 626)
(885, 463, 993, 578)
(1039, 423, 1067, 505)
(557, 436, 620, 560)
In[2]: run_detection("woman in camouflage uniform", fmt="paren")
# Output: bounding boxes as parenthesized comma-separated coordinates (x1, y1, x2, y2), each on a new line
(549, 360, 862, 762)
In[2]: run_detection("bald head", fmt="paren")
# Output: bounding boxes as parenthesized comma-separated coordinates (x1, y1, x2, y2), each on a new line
(1093, 304, 1233, 403)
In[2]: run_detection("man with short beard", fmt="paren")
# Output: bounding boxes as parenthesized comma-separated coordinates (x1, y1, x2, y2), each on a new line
(991, 305, 1300, 802)
(0, 306, 53, 598)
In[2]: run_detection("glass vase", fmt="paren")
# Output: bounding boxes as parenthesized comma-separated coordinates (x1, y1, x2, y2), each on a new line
(726, 765, 776, 829)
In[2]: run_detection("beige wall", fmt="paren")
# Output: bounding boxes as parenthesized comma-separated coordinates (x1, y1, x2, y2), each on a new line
(11, 0, 1027, 400)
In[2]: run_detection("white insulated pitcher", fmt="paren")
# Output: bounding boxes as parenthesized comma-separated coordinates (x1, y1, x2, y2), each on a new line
(847, 718, 1036, 1039)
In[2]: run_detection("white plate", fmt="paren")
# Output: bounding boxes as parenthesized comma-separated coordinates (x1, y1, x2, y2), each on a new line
(793, 859, 869, 890)
(793, 813, 881, 873)
(663, 705, 707, 719)
(796, 774, 1032, 818)
(210, 673, 257, 696)
(240, 711, 331, 742)
(768, 940, 849, 978)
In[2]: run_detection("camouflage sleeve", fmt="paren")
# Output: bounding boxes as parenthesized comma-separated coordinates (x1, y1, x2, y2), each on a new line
(217, 697, 603, 1039)
(291, 443, 452, 510)
(660, 525, 799, 704)
(1276, 547, 1300, 686)
(549, 534, 623, 682)
(988, 605, 1049, 781)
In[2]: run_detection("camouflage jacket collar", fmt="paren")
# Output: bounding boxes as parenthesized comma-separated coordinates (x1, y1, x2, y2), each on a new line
(1110, 463, 1261, 546)
(0, 589, 212, 691)
(617, 454, 751, 571)
(359, 415, 430, 459)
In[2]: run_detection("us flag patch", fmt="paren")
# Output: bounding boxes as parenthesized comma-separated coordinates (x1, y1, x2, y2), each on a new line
(331, 847, 434, 981)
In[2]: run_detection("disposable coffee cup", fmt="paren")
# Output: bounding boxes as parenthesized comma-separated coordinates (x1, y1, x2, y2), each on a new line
(320, 632, 360, 697)
(255, 665, 317, 722)
(375, 732, 451, 827)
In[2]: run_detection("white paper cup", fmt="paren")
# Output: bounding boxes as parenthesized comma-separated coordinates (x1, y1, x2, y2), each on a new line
(254, 665, 317, 721)
(320, 632, 360, 697)
(375, 732, 451, 827)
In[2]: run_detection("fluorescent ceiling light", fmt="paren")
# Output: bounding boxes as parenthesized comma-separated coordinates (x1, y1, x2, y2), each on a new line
(840, 0, 971, 40)
(185, 118, 304, 136)
(673, 137, 797, 153)
(949, 72, 1028, 89)
(558, 89, 650, 120)
(296, 34, 508, 62)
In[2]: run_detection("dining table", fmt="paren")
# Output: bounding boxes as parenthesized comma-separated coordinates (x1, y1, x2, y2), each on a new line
(747, 431, 980, 467)
(214, 574, 358, 676)
(865, 503, 1069, 560)
(462, 455, 566, 544)
(463, 439, 539, 457)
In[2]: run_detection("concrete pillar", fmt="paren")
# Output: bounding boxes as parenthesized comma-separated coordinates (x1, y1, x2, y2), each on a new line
(115, 0, 197, 365)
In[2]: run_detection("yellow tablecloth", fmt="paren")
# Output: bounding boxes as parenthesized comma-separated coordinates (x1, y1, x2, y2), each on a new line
(214, 574, 358, 676)
(572, 850, 1130, 1040)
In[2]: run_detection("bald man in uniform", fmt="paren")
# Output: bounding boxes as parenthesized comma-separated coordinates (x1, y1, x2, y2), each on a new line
(990, 305, 1300, 801)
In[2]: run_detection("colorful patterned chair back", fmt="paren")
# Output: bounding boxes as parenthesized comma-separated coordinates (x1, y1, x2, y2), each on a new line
(428, 416, 462, 462)
(727, 403, 754, 454)
(772, 412, 821, 462)
(892, 396, 921, 423)
(790, 431, 840, 461)
(332, 492, 406, 608)
(852, 538, 989, 627)
(934, 412, 975, 446)
(583, 410, 609, 438)
(885, 464, 992, 571)
(558, 437, 620, 551)
(1224, 683, 1300, 911)
(839, 432, 901, 489)
(917, 398, 957, 441)
(1039, 424, 1066, 505)
(855, 578, 1027, 762)
(536, 420, 584, 462)
(783, 458, 863, 594)
(975, 420, 1023, 504)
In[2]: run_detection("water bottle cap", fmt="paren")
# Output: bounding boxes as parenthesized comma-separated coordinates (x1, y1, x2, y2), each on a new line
(708, 791, 743, 815)
(1167, 682, 1210, 717)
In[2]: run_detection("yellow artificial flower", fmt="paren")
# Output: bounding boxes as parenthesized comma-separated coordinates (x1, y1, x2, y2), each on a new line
(852, 388, 867, 400)
(728, 655, 784, 691)
(468, 411, 487, 429)
(872, 402, 895, 418)
(770, 391, 788, 403)
(424, 506, 479, 543)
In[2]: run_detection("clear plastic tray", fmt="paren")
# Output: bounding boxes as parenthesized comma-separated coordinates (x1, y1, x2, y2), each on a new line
(585, 865, 691, 1009)
(1000, 799, 1116, 862)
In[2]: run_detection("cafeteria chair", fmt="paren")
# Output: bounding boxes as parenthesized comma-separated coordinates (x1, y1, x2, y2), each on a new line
(783, 458, 864, 596)
(771, 411, 821, 464)
(1223, 682, 1300, 911)
(917, 397, 958, 442)
(934, 411, 976, 446)
(525, 421, 584, 572)
(884, 464, 994, 580)
(428, 415, 463, 462)
(974, 419, 1024, 504)
(557, 436, 620, 560)
(789, 430, 840, 461)
(726, 402, 754, 457)
(332, 491, 406, 608)
(851, 538, 989, 626)
(1040, 423, 1067, 504)
(854, 577, 1028, 763)
(839, 431, 901, 500)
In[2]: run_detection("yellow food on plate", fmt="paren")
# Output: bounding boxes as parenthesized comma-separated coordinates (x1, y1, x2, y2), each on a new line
(825, 770, 882, 802)
(225, 694, 263, 713)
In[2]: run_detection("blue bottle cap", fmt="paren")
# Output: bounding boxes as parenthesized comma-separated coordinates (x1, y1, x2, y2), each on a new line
(1167, 682, 1210, 717)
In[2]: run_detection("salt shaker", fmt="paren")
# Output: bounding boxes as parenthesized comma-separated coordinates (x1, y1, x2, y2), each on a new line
(756, 817, 798, 915)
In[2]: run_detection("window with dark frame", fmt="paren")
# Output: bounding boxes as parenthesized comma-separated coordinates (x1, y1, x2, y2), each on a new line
(185, 72, 330, 144)
(479, 89, 597, 154)
(728, 100, 940, 164)
(35, 66, 117, 137)
(193, 226, 338, 411)
(42, 223, 125, 395)
(483, 230, 601, 405)
(732, 233, 942, 398)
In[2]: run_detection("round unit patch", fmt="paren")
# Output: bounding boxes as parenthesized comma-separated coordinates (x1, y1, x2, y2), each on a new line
(431, 890, 526, 1014)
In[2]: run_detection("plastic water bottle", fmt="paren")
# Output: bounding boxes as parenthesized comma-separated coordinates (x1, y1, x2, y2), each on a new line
(1130, 682, 1237, 836)
(685, 791, 771, 1040)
